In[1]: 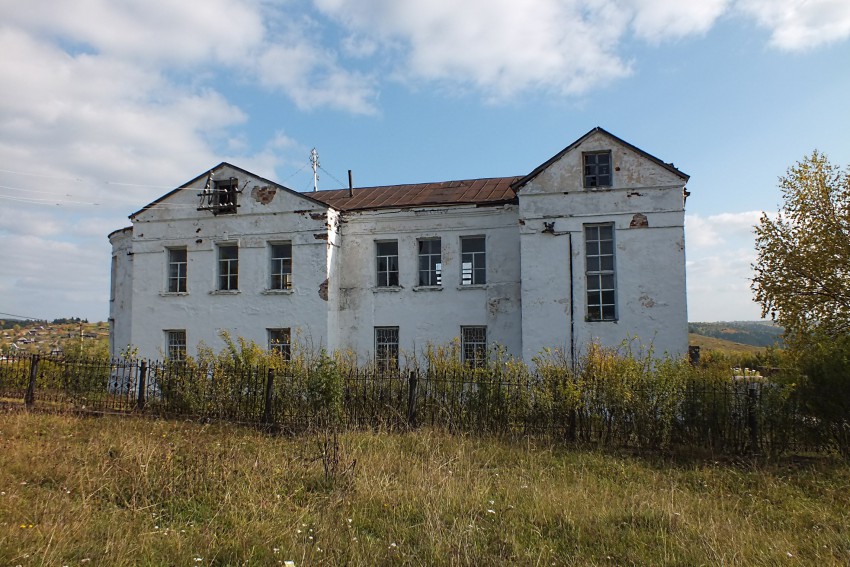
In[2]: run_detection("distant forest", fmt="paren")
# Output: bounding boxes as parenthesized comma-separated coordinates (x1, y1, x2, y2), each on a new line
(688, 321, 784, 348)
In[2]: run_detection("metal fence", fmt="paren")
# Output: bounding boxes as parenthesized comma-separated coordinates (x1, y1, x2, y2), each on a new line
(0, 353, 828, 455)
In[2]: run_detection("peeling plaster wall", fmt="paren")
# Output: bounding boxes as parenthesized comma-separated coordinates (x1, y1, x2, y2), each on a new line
(111, 130, 689, 366)
(108, 227, 133, 357)
(126, 166, 332, 359)
(333, 205, 522, 362)
(518, 131, 688, 361)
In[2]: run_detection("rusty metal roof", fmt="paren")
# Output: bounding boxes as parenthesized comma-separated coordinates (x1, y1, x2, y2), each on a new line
(311, 176, 521, 212)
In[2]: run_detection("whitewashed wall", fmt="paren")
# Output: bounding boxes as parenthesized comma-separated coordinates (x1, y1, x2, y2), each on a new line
(517, 131, 688, 361)
(333, 204, 522, 363)
(124, 165, 333, 359)
(110, 130, 690, 366)
(108, 227, 133, 358)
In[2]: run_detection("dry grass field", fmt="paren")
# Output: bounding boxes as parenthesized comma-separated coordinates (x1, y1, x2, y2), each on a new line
(1, 411, 849, 566)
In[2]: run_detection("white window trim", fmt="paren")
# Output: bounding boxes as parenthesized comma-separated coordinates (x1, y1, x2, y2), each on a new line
(584, 223, 617, 322)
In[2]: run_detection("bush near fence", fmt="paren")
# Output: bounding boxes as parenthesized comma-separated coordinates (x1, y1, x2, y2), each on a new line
(0, 342, 835, 457)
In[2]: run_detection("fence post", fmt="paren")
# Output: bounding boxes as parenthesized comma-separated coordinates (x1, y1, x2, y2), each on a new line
(263, 368, 275, 425)
(137, 360, 148, 411)
(407, 370, 418, 428)
(24, 354, 39, 408)
(747, 382, 759, 452)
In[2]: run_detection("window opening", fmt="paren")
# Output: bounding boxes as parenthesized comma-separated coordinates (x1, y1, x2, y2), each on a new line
(268, 328, 291, 360)
(418, 238, 442, 286)
(165, 330, 186, 362)
(167, 248, 187, 293)
(584, 151, 612, 188)
(461, 326, 487, 367)
(375, 326, 399, 371)
(585, 224, 616, 321)
(376, 241, 399, 287)
(270, 242, 292, 290)
(218, 244, 238, 291)
(461, 236, 486, 285)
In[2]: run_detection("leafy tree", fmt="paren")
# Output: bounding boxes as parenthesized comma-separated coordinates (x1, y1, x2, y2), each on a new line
(752, 151, 850, 346)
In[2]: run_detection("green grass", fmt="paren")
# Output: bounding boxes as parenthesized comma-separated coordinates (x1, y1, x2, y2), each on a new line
(689, 333, 767, 355)
(1, 412, 849, 566)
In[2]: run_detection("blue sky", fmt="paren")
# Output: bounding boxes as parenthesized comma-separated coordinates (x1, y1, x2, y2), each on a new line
(1, 0, 849, 323)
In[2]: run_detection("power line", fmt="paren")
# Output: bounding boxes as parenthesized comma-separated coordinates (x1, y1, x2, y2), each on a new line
(0, 311, 45, 321)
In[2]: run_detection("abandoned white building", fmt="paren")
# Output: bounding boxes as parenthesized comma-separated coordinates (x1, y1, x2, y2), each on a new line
(108, 127, 690, 366)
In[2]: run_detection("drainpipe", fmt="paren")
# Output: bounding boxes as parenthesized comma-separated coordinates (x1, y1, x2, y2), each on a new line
(568, 232, 576, 370)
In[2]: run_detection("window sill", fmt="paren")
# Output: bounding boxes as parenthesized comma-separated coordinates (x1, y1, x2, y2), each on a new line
(210, 290, 240, 295)
(160, 292, 189, 297)
(457, 284, 488, 290)
(372, 286, 403, 293)
(262, 289, 295, 295)
(585, 318, 618, 323)
(413, 285, 443, 292)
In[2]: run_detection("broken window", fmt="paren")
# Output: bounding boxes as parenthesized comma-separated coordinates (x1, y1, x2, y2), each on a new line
(418, 238, 442, 286)
(583, 151, 612, 188)
(165, 329, 186, 362)
(461, 236, 486, 285)
(375, 326, 399, 371)
(198, 176, 239, 214)
(376, 241, 399, 287)
(268, 328, 291, 360)
(461, 326, 487, 368)
(218, 244, 238, 291)
(269, 242, 292, 290)
(167, 247, 187, 293)
(585, 224, 616, 321)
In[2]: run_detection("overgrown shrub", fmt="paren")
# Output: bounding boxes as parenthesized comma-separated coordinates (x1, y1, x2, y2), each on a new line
(796, 336, 850, 459)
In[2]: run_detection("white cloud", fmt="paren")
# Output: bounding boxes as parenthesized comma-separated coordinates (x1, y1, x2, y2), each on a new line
(314, 0, 634, 98)
(686, 212, 764, 321)
(628, 0, 730, 41)
(736, 0, 850, 50)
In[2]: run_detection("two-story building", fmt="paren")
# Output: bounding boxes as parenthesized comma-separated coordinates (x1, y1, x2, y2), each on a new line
(109, 127, 690, 366)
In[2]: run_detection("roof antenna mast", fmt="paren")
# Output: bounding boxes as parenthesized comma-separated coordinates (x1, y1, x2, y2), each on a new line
(310, 148, 320, 192)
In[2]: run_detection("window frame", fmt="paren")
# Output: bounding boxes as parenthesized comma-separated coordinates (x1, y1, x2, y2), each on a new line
(166, 247, 188, 293)
(374, 326, 400, 371)
(460, 236, 486, 286)
(268, 328, 291, 360)
(584, 223, 617, 322)
(217, 243, 239, 291)
(269, 242, 293, 291)
(417, 238, 442, 287)
(165, 329, 187, 362)
(375, 240, 400, 288)
(461, 326, 487, 368)
(583, 151, 612, 188)
(212, 177, 238, 215)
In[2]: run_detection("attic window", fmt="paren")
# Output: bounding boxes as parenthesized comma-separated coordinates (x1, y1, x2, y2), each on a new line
(198, 177, 239, 214)
(583, 151, 612, 188)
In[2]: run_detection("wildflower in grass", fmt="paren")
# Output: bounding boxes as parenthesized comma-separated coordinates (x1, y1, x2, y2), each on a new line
(487, 509, 496, 514)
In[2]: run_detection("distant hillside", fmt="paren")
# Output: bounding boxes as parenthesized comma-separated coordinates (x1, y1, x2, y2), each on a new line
(688, 321, 783, 348)
(0, 320, 108, 356)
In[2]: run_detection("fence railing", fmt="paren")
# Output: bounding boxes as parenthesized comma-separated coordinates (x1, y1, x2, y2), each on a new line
(0, 353, 828, 455)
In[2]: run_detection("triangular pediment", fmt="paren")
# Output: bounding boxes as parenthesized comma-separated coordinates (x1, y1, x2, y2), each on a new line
(130, 162, 328, 222)
(513, 127, 688, 196)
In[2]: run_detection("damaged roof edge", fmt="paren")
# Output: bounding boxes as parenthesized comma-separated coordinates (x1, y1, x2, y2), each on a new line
(128, 162, 330, 220)
(511, 126, 690, 191)
(107, 226, 133, 240)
